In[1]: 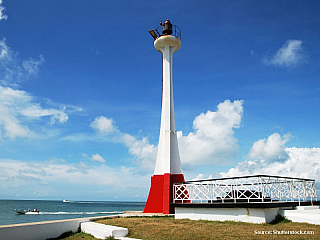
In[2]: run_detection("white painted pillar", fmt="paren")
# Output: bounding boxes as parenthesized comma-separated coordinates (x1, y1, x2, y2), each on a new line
(154, 35, 182, 175)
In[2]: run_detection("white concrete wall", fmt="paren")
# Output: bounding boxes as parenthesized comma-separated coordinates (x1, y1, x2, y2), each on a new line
(175, 207, 280, 224)
(0, 216, 109, 240)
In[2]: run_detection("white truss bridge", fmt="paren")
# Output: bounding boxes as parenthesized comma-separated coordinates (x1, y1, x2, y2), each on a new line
(173, 175, 318, 204)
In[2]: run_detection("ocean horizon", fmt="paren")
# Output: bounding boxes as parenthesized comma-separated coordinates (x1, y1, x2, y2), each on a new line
(0, 199, 146, 226)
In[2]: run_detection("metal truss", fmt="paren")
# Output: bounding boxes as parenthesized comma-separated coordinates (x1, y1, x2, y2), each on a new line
(173, 175, 318, 204)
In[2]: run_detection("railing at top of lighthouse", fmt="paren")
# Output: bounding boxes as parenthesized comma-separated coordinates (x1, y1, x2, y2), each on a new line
(148, 20, 181, 40)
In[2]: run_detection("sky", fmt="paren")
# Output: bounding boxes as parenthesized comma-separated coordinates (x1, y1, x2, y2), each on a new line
(1, 0, 320, 201)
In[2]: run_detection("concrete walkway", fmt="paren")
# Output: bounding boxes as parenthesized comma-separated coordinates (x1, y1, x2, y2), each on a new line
(282, 206, 320, 225)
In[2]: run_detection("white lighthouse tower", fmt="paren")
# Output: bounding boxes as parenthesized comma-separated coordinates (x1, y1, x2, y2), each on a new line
(144, 20, 185, 214)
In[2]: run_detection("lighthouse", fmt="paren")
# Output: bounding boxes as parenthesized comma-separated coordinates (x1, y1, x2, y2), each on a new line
(144, 20, 185, 214)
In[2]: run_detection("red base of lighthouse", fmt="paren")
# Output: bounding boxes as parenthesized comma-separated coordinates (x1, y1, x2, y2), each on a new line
(143, 173, 185, 214)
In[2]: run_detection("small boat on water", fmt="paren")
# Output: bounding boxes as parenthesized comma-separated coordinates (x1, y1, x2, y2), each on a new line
(15, 209, 40, 214)
(63, 199, 69, 203)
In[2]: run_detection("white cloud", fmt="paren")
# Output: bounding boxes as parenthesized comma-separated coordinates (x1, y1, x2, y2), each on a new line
(191, 174, 215, 181)
(221, 133, 290, 177)
(0, 107, 31, 138)
(91, 154, 105, 163)
(0, 158, 149, 199)
(0, 85, 69, 139)
(263, 40, 306, 67)
(221, 133, 320, 183)
(20, 105, 68, 125)
(90, 100, 243, 171)
(221, 147, 320, 182)
(89, 115, 157, 171)
(0, 1, 8, 21)
(0, 86, 33, 138)
(0, 39, 9, 60)
(192, 174, 205, 181)
(121, 133, 157, 171)
(0, 40, 79, 139)
(247, 133, 290, 163)
(22, 55, 46, 77)
(83, 153, 106, 163)
(0, 39, 45, 85)
(178, 100, 243, 166)
(90, 116, 117, 135)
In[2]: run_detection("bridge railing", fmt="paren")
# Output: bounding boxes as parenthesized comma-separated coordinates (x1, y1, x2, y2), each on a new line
(173, 175, 317, 204)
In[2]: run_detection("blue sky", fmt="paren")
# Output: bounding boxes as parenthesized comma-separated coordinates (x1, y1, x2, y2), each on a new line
(1, 0, 320, 201)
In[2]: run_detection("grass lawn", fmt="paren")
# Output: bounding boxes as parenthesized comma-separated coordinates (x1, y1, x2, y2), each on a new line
(58, 216, 320, 240)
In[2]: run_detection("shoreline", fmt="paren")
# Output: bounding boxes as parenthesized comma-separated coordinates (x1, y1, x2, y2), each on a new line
(0, 211, 167, 228)
(0, 211, 167, 240)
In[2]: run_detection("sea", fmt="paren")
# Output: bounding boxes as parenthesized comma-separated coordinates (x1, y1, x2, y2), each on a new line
(0, 199, 146, 226)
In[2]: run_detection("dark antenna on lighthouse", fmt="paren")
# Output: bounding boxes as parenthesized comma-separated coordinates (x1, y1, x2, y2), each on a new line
(148, 20, 181, 40)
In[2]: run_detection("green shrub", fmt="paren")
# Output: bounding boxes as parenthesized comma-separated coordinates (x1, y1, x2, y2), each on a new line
(105, 236, 116, 240)
(270, 213, 292, 224)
